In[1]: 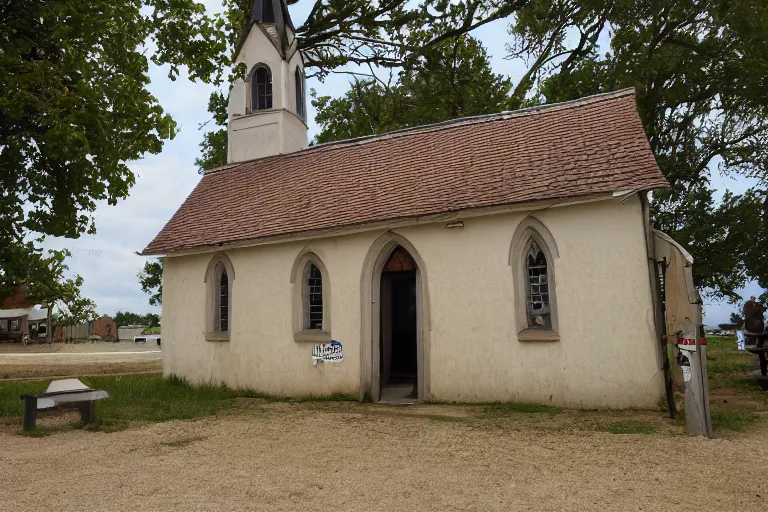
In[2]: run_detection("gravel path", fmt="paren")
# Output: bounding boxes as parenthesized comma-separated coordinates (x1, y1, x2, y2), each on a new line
(1, 403, 766, 511)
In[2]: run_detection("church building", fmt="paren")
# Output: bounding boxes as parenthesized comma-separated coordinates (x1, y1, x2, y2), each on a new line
(143, 0, 677, 407)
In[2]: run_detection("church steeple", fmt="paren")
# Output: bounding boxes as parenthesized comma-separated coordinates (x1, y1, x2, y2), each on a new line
(225, 0, 307, 164)
(250, 0, 295, 56)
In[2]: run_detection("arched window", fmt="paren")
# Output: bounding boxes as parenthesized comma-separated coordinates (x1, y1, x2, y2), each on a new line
(306, 263, 323, 330)
(205, 253, 234, 341)
(251, 65, 272, 111)
(218, 266, 229, 332)
(525, 241, 550, 329)
(291, 249, 331, 342)
(509, 217, 559, 341)
(295, 67, 305, 119)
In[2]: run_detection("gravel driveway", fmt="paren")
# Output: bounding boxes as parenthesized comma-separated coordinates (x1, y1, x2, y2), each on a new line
(1, 403, 765, 512)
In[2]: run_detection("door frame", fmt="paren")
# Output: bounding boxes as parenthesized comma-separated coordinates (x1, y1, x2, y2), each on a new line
(360, 232, 430, 402)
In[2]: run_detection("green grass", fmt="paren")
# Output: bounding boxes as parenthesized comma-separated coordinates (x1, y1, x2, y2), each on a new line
(0, 374, 360, 433)
(710, 410, 762, 432)
(706, 336, 757, 375)
(602, 420, 657, 435)
(141, 327, 161, 334)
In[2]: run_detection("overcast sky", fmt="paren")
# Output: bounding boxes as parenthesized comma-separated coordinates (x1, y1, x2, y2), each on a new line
(39, 0, 761, 324)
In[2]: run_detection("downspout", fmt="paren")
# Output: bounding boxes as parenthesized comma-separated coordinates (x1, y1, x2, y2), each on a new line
(640, 192, 676, 418)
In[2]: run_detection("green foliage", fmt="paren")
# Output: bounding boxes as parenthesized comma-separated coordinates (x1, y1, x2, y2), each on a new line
(113, 311, 159, 327)
(313, 36, 511, 143)
(138, 260, 163, 307)
(508, 0, 768, 301)
(0, 0, 222, 293)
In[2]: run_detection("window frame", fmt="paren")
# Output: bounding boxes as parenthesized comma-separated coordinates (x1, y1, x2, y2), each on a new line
(250, 64, 273, 112)
(509, 217, 560, 341)
(290, 249, 331, 343)
(205, 253, 235, 342)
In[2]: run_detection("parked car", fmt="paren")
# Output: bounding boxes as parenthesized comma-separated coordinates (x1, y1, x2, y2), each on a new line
(134, 334, 161, 346)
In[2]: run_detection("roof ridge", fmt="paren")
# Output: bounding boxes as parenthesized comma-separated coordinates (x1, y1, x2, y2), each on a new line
(204, 88, 636, 176)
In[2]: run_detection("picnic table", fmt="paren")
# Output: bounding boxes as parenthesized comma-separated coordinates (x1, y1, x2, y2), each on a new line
(20, 378, 109, 431)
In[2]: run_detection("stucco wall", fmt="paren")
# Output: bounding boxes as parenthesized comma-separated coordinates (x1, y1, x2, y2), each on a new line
(162, 195, 663, 407)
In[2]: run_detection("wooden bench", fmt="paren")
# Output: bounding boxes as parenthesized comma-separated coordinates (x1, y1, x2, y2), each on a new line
(20, 379, 109, 431)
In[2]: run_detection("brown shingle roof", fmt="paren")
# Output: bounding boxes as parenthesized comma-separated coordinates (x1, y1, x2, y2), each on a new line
(143, 88, 668, 255)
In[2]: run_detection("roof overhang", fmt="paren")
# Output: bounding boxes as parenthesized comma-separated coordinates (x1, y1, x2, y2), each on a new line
(147, 190, 645, 258)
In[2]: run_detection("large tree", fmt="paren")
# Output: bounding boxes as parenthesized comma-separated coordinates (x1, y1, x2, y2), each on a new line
(505, 0, 768, 300)
(312, 36, 511, 142)
(0, 0, 221, 291)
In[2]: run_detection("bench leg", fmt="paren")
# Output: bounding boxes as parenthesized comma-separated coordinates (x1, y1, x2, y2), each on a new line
(79, 401, 96, 426)
(22, 397, 37, 431)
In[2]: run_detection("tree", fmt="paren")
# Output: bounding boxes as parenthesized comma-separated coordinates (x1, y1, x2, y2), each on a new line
(54, 293, 98, 341)
(138, 260, 163, 307)
(312, 36, 511, 143)
(0, 0, 224, 290)
(23, 249, 93, 343)
(113, 311, 159, 328)
(730, 312, 744, 328)
(504, 0, 768, 301)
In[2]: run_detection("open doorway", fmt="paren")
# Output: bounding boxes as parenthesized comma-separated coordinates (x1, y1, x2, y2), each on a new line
(379, 246, 418, 402)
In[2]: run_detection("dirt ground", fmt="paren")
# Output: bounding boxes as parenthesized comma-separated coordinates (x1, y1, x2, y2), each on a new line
(1, 402, 766, 512)
(0, 361, 161, 381)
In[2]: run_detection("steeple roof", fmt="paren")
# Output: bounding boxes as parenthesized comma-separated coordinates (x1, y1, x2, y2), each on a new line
(250, 0, 295, 55)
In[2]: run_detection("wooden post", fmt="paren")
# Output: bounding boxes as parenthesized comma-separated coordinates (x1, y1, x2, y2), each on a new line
(22, 396, 38, 431)
(78, 402, 95, 425)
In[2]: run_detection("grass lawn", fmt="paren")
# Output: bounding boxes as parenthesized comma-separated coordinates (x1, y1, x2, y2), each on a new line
(0, 374, 360, 434)
(705, 335, 768, 432)
(0, 375, 257, 432)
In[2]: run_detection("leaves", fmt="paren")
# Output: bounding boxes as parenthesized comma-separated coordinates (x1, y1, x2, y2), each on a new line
(138, 260, 163, 307)
(312, 35, 511, 143)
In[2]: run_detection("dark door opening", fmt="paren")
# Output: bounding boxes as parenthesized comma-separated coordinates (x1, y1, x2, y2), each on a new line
(379, 246, 418, 402)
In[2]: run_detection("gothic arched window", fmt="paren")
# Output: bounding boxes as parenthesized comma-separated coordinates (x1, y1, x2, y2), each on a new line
(295, 67, 306, 119)
(205, 253, 234, 341)
(509, 217, 560, 341)
(290, 249, 331, 342)
(251, 65, 273, 111)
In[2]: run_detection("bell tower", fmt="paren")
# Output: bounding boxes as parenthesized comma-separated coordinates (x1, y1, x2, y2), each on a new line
(227, 0, 308, 163)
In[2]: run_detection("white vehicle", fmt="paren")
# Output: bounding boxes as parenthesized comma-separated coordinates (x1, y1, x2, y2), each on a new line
(134, 334, 161, 346)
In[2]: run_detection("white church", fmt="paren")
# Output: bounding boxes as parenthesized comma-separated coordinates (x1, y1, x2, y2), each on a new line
(144, 0, 686, 407)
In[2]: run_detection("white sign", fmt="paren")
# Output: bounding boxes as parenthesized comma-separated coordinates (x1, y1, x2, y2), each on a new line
(313, 340, 343, 365)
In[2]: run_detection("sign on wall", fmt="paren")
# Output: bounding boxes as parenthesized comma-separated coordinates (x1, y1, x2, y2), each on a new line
(312, 340, 343, 365)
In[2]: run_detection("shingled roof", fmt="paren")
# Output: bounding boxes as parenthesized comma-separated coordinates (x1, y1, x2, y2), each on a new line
(143, 88, 668, 255)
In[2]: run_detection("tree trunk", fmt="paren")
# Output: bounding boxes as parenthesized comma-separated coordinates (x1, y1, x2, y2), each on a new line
(47, 307, 52, 344)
